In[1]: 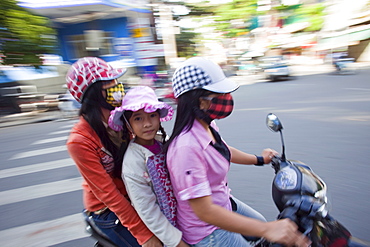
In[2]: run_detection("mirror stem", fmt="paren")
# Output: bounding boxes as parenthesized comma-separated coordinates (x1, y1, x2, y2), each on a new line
(280, 130, 286, 161)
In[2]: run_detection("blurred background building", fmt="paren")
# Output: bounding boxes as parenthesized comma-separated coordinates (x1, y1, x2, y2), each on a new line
(1, 0, 174, 113)
(1, 0, 370, 113)
(16, 0, 166, 73)
(316, 0, 370, 61)
(2, 0, 370, 67)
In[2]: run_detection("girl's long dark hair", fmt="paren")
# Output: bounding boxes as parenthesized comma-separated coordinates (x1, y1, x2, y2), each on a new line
(79, 81, 122, 178)
(163, 89, 210, 153)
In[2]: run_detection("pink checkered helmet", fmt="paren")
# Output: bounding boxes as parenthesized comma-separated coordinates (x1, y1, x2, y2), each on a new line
(66, 57, 127, 103)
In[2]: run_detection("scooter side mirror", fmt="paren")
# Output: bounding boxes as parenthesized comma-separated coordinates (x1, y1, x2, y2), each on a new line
(266, 113, 286, 162)
(266, 113, 283, 132)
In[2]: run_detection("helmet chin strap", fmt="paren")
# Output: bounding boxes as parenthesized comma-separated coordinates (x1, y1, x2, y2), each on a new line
(122, 115, 135, 135)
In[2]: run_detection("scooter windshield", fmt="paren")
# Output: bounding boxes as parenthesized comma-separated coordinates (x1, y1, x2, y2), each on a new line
(297, 165, 326, 198)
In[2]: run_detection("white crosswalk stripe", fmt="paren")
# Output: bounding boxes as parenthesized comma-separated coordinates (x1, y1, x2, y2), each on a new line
(9, 145, 67, 160)
(0, 120, 94, 246)
(0, 158, 74, 179)
(59, 123, 76, 129)
(31, 136, 68, 145)
(0, 177, 83, 206)
(48, 129, 72, 135)
(0, 213, 89, 247)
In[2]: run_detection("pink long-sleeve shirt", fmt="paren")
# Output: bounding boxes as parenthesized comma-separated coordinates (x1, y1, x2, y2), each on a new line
(166, 120, 232, 244)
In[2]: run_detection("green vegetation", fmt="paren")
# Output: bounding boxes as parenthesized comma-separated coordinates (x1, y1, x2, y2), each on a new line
(293, 3, 326, 32)
(169, 0, 326, 39)
(0, 0, 57, 66)
(175, 28, 198, 58)
(212, 0, 258, 37)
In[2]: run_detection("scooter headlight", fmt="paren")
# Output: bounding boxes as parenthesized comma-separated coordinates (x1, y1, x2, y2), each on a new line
(275, 166, 298, 190)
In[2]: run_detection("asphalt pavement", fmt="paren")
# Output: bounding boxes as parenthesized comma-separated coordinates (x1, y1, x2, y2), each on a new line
(1, 67, 370, 245)
(1, 62, 369, 129)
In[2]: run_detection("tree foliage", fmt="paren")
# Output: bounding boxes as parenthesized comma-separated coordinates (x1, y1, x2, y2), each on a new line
(293, 3, 326, 32)
(163, 0, 214, 21)
(168, 0, 326, 39)
(364, 0, 370, 11)
(212, 0, 258, 37)
(159, 1, 207, 58)
(0, 0, 57, 66)
(175, 28, 198, 58)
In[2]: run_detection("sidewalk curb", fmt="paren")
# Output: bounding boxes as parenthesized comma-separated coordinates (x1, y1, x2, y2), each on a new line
(0, 110, 62, 128)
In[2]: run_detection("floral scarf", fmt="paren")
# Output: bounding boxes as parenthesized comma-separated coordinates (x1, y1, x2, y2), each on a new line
(146, 151, 177, 226)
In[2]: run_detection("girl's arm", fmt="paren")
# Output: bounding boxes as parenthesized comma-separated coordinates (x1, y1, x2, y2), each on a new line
(124, 172, 185, 247)
(228, 146, 278, 165)
(123, 149, 186, 247)
(188, 196, 310, 247)
(67, 141, 154, 245)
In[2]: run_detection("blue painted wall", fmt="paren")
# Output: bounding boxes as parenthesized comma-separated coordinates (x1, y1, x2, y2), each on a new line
(56, 17, 129, 63)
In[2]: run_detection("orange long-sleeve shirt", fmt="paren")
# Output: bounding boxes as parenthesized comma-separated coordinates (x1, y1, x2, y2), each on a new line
(67, 117, 153, 245)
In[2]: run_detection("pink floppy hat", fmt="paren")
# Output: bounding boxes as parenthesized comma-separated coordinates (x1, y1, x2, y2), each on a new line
(108, 86, 174, 131)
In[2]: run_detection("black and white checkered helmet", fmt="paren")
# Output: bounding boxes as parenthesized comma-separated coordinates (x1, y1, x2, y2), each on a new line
(172, 57, 239, 98)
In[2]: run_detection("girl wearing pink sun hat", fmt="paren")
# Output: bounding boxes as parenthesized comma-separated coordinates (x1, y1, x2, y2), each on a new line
(109, 86, 188, 247)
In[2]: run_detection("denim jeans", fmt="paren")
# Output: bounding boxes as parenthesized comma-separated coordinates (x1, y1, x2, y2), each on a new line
(190, 197, 266, 247)
(87, 209, 141, 247)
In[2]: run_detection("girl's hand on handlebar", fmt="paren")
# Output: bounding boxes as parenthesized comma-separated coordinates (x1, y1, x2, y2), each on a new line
(263, 219, 311, 247)
(261, 148, 279, 164)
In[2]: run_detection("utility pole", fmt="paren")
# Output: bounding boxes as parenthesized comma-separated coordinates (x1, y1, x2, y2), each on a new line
(158, 4, 179, 67)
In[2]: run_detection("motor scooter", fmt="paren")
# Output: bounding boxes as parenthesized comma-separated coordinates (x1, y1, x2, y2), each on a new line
(333, 57, 356, 74)
(57, 88, 80, 119)
(256, 113, 369, 247)
(83, 113, 370, 247)
(153, 82, 177, 106)
(83, 210, 118, 247)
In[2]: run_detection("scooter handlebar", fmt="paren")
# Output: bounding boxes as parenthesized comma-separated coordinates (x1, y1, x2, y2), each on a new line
(277, 206, 298, 223)
(271, 155, 282, 173)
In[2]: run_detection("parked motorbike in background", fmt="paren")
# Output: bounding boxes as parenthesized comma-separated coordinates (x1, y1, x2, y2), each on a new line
(57, 87, 80, 119)
(154, 82, 177, 106)
(139, 71, 177, 106)
(333, 57, 356, 75)
(256, 113, 369, 247)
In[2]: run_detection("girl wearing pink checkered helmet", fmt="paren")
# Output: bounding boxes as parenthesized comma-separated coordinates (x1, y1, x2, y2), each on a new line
(66, 57, 162, 247)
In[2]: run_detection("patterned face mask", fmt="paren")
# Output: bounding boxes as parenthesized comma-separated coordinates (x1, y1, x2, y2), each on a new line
(105, 83, 125, 107)
(203, 93, 234, 120)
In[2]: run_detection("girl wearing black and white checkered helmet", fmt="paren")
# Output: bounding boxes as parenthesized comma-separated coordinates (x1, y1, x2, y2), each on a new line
(164, 57, 310, 247)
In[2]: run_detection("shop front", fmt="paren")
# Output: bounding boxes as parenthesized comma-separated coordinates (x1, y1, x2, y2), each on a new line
(18, 0, 164, 73)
